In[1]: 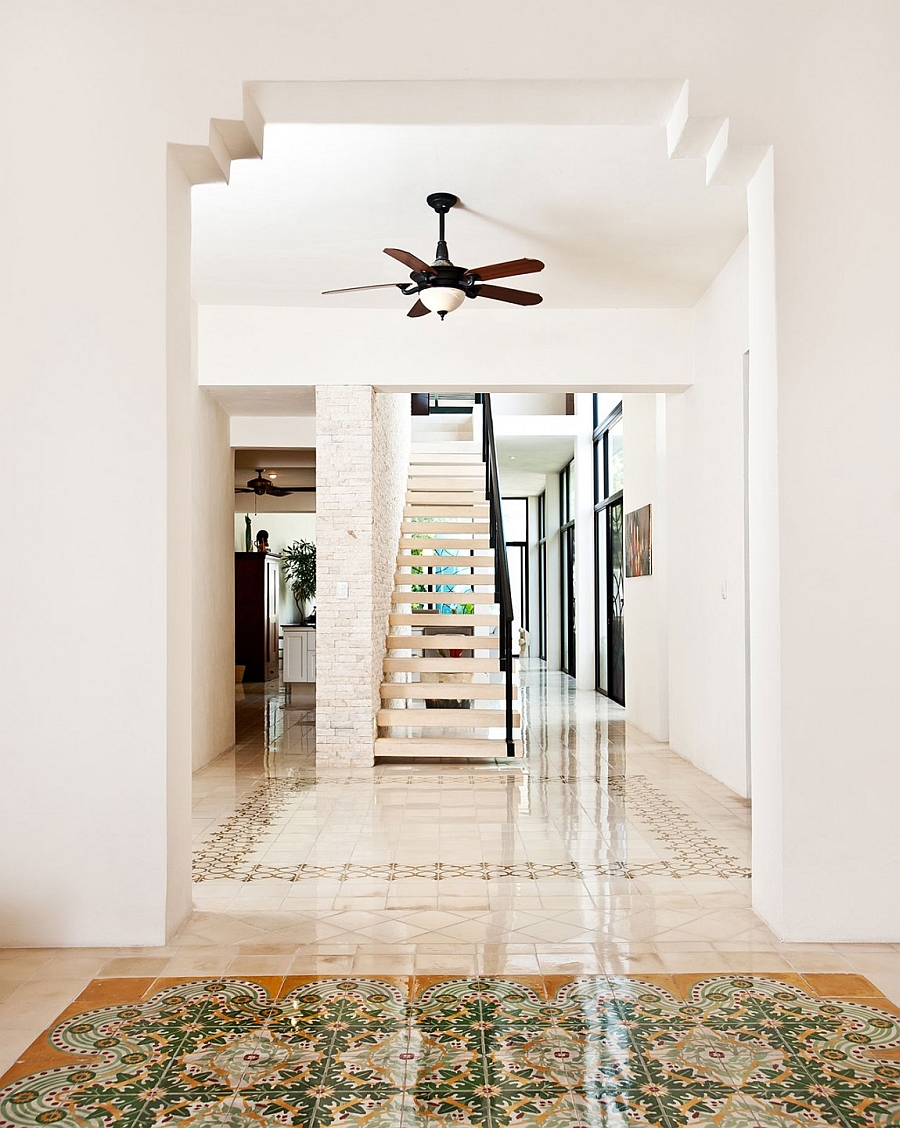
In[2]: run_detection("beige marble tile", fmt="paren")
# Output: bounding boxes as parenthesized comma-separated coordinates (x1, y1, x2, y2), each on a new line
(97, 958, 172, 978)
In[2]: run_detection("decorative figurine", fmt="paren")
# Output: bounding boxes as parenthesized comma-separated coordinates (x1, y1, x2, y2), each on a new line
(255, 529, 270, 554)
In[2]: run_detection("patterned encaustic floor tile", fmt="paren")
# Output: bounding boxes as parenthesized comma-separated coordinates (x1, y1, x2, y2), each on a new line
(1, 974, 897, 1127)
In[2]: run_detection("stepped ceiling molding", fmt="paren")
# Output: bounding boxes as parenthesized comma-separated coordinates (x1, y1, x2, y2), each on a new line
(181, 79, 765, 312)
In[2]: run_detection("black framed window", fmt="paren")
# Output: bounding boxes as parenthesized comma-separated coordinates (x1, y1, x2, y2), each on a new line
(427, 393, 476, 413)
(501, 497, 529, 635)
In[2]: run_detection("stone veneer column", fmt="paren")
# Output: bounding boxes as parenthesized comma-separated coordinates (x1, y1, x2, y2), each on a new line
(315, 386, 409, 766)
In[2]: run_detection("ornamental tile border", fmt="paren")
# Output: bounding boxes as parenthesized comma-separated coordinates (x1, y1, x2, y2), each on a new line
(192, 773, 751, 882)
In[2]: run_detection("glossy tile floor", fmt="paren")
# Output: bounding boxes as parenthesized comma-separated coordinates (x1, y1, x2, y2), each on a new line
(1, 973, 899, 1126)
(0, 666, 897, 1085)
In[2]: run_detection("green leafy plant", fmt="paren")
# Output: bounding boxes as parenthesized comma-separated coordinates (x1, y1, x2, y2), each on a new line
(281, 539, 316, 619)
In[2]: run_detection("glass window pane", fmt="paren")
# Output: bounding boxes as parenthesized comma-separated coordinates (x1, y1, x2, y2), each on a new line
(506, 544, 525, 634)
(502, 497, 528, 541)
(593, 435, 602, 504)
(608, 419, 624, 494)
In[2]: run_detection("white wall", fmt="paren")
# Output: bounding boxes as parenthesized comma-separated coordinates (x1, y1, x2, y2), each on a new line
(191, 390, 236, 773)
(199, 306, 693, 392)
(574, 396, 596, 689)
(623, 393, 669, 741)
(667, 238, 750, 795)
(544, 471, 563, 672)
(493, 393, 569, 415)
(4, 5, 900, 943)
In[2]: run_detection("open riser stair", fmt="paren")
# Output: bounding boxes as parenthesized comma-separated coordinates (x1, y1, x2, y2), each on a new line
(376, 405, 522, 759)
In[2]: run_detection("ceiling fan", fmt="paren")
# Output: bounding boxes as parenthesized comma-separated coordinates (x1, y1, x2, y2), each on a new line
(235, 470, 314, 498)
(322, 193, 545, 319)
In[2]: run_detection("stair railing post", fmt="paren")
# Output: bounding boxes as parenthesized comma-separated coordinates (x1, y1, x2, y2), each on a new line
(481, 393, 517, 757)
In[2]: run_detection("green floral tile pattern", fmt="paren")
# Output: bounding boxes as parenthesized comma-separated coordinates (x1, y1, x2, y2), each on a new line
(1, 975, 898, 1126)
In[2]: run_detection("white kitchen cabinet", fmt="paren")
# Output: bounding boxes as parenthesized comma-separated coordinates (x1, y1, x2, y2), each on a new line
(283, 626, 316, 685)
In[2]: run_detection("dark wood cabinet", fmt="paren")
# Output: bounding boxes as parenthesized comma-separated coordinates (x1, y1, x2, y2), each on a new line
(235, 552, 281, 682)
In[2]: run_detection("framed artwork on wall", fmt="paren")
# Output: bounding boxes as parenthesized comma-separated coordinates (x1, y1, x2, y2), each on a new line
(625, 504, 652, 577)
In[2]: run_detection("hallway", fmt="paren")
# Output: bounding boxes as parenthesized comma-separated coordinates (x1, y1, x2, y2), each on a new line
(190, 668, 757, 969)
(175, 669, 892, 989)
(1, 672, 899, 1121)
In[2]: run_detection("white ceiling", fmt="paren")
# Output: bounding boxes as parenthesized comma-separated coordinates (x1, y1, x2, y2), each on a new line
(497, 434, 575, 475)
(192, 123, 747, 310)
(205, 385, 316, 416)
(497, 433, 575, 495)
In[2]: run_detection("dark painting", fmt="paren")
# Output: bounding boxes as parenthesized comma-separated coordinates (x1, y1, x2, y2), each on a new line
(625, 504, 652, 577)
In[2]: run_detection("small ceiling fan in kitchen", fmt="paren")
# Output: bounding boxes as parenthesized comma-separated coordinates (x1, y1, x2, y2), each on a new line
(235, 470, 314, 498)
(322, 193, 545, 319)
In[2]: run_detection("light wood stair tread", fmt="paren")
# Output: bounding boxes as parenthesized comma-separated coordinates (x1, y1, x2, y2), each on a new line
(401, 521, 491, 534)
(406, 492, 487, 505)
(406, 480, 485, 492)
(394, 579, 494, 590)
(384, 657, 501, 672)
(380, 682, 516, 700)
(393, 583, 494, 593)
(404, 505, 490, 518)
(390, 612, 500, 626)
(410, 443, 481, 455)
(397, 554, 495, 568)
(392, 592, 498, 605)
(409, 448, 482, 454)
(396, 560, 495, 569)
(378, 708, 520, 727)
(385, 634, 500, 650)
(399, 538, 491, 550)
(408, 465, 486, 477)
(375, 737, 523, 758)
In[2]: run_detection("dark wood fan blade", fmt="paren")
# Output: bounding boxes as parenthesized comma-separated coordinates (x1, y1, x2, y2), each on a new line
(267, 486, 291, 497)
(408, 300, 431, 318)
(477, 284, 543, 306)
(466, 258, 545, 282)
(279, 487, 316, 493)
(385, 248, 432, 274)
(322, 283, 404, 294)
(234, 488, 254, 493)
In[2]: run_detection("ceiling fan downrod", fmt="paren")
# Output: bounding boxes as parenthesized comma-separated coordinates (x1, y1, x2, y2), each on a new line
(426, 192, 458, 267)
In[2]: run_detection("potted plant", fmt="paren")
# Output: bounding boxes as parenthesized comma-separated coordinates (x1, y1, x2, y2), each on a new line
(281, 539, 317, 623)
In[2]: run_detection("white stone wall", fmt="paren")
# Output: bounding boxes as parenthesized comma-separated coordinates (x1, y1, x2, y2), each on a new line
(371, 392, 412, 717)
(315, 386, 409, 765)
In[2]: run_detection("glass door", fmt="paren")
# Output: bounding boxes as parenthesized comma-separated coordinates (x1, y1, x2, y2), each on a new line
(561, 524, 576, 676)
(593, 400, 625, 703)
(559, 462, 576, 677)
(537, 492, 547, 660)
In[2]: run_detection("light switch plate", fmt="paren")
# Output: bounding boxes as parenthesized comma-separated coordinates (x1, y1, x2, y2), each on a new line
(336, 582, 349, 599)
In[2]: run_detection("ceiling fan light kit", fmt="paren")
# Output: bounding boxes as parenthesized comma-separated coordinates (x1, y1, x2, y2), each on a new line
(418, 286, 466, 316)
(322, 193, 544, 319)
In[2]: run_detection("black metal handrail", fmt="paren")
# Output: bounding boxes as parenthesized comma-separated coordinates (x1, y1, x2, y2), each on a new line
(478, 394, 516, 756)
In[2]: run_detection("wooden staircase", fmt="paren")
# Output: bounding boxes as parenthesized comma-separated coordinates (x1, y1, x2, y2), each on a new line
(375, 431, 522, 759)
